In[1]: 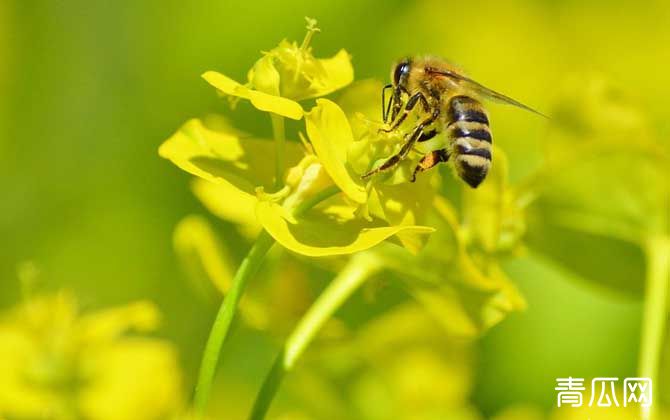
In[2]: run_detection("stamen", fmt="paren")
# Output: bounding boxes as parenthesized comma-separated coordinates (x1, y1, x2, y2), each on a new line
(301, 17, 321, 51)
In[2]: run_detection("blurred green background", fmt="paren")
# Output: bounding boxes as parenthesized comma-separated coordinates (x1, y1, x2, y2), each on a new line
(1, 0, 668, 418)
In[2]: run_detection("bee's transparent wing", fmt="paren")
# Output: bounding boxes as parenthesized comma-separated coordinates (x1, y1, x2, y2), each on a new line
(427, 68, 548, 118)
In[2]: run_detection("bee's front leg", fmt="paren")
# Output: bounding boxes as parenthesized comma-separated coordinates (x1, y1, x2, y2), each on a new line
(363, 108, 440, 179)
(379, 91, 430, 134)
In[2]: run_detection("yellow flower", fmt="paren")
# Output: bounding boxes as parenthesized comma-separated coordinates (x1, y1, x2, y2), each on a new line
(202, 17, 353, 120)
(0, 293, 183, 420)
(284, 304, 481, 420)
(160, 111, 434, 257)
(161, 19, 442, 258)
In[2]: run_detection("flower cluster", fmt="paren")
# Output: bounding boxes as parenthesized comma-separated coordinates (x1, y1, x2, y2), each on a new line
(160, 18, 533, 418)
(160, 17, 533, 341)
(160, 19, 437, 260)
(0, 292, 183, 419)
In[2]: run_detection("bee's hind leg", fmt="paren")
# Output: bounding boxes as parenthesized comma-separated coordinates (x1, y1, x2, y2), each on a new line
(411, 149, 450, 182)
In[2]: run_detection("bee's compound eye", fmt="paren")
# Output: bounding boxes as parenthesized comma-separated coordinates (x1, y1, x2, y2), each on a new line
(393, 61, 410, 85)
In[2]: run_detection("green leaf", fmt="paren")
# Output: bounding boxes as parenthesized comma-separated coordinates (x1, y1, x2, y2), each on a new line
(525, 152, 666, 295)
(526, 205, 647, 295)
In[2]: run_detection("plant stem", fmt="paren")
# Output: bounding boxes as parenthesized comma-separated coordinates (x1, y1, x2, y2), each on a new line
(193, 186, 341, 416)
(194, 230, 275, 414)
(638, 235, 670, 420)
(270, 114, 286, 189)
(249, 253, 383, 420)
(292, 185, 340, 218)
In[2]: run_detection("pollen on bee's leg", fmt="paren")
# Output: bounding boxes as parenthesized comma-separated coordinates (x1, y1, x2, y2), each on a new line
(411, 149, 449, 182)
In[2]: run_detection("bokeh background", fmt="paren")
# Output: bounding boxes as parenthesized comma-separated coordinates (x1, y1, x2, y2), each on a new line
(2, 0, 669, 419)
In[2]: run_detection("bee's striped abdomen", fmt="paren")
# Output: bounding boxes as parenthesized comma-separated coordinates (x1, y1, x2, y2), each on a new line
(447, 95, 492, 188)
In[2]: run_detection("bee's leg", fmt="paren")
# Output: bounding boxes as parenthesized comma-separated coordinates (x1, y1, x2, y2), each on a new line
(380, 91, 430, 133)
(381, 84, 393, 123)
(389, 85, 407, 123)
(363, 109, 439, 179)
(417, 129, 437, 142)
(408, 130, 440, 181)
(411, 149, 450, 182)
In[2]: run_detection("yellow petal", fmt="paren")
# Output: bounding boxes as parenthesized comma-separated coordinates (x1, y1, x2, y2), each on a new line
(172, 215, 269, 329)
(336, 79, 384, 139)
(173, 215, 235, 295)
(79, 339, 183, 420)
(305, 99, 367, 203)
(77, 301, 161, 343)
(202, 71, 303, 120)
(367, 173, 437, 254)
(248, 55, 281, 96)
(256, 200, 434, 257)
(311, 49, 354, 98)
(191, 179, 261, 238)
(403, 257, 526, 338)
(159, 118, 303, 195)
(461, 145, 511, 253)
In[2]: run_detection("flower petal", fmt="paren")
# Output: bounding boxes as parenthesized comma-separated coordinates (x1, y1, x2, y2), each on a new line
(173, 215, 235, 295)
(77, 301, 161, 342)
(373, 196, 526, 337)
(248, 55, 281, 96)
(408, 261, 526, 337)
(256, 200, 434, 257)
(159, 118, 303, 195)
(191, 179, 261, 238)
(202, 71, 303, 120)
(366, 173, 437, 254)
(172, 215, 269, 329)
(337, 79, 384, 139)
(312, 49, 354, 98)
(305, 99, 367, 203)
(461, 146, 523, 253)
(79, 340, 183, 420)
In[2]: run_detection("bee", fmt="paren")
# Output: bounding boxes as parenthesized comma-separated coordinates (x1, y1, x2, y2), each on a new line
(362, 56, 546, 187)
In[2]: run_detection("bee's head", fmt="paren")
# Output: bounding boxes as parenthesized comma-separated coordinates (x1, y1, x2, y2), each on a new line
(391, 58, 411, 88)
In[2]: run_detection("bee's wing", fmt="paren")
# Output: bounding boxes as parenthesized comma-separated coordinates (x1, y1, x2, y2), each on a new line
(427, 68, 548, 118)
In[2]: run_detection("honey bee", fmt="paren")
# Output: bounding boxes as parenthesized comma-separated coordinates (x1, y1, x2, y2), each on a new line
(362, 56, 546, 187)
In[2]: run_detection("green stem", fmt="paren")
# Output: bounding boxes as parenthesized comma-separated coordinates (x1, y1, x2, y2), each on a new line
(193, 186, 341, 416)
(292, 185, 340, 218)
(249, 253, 383, 420)
(194, 230, 275, 414)
(638, 235, 670, 420)
(270, 114, 286, 188)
